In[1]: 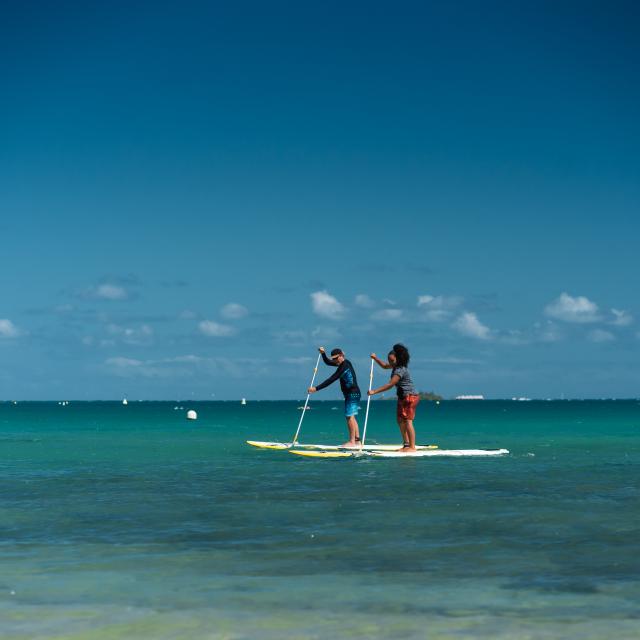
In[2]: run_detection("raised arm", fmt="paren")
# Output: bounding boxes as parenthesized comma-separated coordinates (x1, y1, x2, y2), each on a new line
(321, 351, 338, 367)
(371, 353, 393, 370)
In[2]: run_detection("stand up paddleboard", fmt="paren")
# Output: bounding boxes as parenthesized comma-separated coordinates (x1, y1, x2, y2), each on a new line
(247, 440, 438, 451)
(289, 448, 509, 459)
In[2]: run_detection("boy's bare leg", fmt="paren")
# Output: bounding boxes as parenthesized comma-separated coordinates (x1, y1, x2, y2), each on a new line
(342, 416, 361, 448)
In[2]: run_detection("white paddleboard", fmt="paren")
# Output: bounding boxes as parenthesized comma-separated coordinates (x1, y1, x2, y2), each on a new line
(247, 440, 438, 451)
(365, 448, 509, 458)
(289, 448, 509, 459)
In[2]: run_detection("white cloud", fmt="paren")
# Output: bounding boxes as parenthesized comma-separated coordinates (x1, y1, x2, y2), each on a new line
(281, 357, 314, 365)
(272, 326, 341, 347)
(106, 323, 154, 345)
(499, 329, 529, 345)
(424, 357, 482, 365)
(311, 325, 342, 343)
(163, 355, 205, 364)
(198, 320, 236, 337)
(544, 293, 600, 323)
(588, 329, 615, 343)
(105, 356, 193, 378)
(610, 309, 633, 327)
(95, 284, 128, 300)
(534, 321, 563, 343)
(0, 319, 21, 338)
(417, 294, 463, 322)
(179, 309, 197, 320)
(106, 356, 143, 368)
(54, 304, 74, 314)
(453, 312, 492, 340)
(272, 329, 308, 346)
(311, 290, 345, 320)
(354, 294, 375, 308)
(371, 308, 403, 321)
(105, 354, 267, 378)
(221, 303, 248, 319)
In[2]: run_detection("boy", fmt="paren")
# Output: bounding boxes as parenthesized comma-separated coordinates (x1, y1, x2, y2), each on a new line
(308, 347, 361, 448)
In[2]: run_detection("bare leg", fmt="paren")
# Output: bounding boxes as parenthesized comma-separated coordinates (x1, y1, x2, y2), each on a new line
(341, 416, 360, 448)
(397, 414, 408, 445)
(403, 419, 416, 452)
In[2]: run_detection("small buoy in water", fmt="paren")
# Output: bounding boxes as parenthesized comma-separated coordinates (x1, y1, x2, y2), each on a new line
(186, 409, 198, 420)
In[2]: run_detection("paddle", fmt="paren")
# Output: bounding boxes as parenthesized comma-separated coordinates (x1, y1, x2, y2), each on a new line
(360, 358, 375, 446)
(292, 352, 322, 445)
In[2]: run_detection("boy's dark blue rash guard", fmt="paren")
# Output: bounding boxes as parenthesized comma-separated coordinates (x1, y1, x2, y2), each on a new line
(315, 353, 361, 397)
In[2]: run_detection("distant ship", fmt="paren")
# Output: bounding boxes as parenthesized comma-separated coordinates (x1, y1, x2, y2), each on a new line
(241, 398, 247, 405)
(122, 398, 128, 405)
(455, 395, 484, 400)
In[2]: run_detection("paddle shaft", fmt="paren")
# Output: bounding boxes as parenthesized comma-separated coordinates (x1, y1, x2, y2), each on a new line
(292, 352, 322, 443)
(360, 358, 375, 445)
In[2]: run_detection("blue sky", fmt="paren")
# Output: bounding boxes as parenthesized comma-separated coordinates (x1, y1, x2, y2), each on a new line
(1, 1, 639, 399)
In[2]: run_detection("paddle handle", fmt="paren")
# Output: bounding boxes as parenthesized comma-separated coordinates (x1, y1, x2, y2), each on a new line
(360, 358, 375, 446)
(292, 352, 322, 443)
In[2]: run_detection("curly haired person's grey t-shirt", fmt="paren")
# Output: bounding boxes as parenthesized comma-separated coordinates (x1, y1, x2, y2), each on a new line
(392, 366, 417, 398)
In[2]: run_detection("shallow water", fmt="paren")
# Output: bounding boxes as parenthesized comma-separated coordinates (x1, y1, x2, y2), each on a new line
(1, 400, 639, 638)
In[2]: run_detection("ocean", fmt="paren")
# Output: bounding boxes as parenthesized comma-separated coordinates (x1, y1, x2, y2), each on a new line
(1, 400, 639, 639)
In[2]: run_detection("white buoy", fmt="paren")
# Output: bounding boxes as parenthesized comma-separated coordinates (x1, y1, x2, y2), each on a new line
(186, 409, 198, 421)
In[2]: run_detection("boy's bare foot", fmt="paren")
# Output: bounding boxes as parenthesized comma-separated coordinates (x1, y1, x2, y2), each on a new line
(341, 442, 361, 449)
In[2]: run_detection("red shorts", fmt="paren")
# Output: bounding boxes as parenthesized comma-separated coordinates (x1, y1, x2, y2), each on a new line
(397, 394, 420, 421)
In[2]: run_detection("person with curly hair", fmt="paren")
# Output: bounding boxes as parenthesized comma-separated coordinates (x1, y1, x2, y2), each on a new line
(369, 343, 420, 452)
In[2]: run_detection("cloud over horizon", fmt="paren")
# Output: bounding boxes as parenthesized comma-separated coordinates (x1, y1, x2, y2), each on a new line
(610, 309, 633, 326)
(545, 293, 600, 324)
(417, 295, 463, 322)
(198, 320, 236, 337)
(220, 303, 248, 319)
(453, 312, 492, 340)
(0, 319, 21, 338)
(311, 290, 345, 320)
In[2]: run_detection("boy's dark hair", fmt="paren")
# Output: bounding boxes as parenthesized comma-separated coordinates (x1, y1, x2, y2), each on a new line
(392, 343, 410, 367)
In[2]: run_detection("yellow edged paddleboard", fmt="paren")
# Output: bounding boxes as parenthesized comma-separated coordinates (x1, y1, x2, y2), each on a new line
(289, 450, 355, 458)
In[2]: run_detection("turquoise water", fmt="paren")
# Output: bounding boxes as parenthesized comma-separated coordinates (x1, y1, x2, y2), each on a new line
(1, 400, 639, 639)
